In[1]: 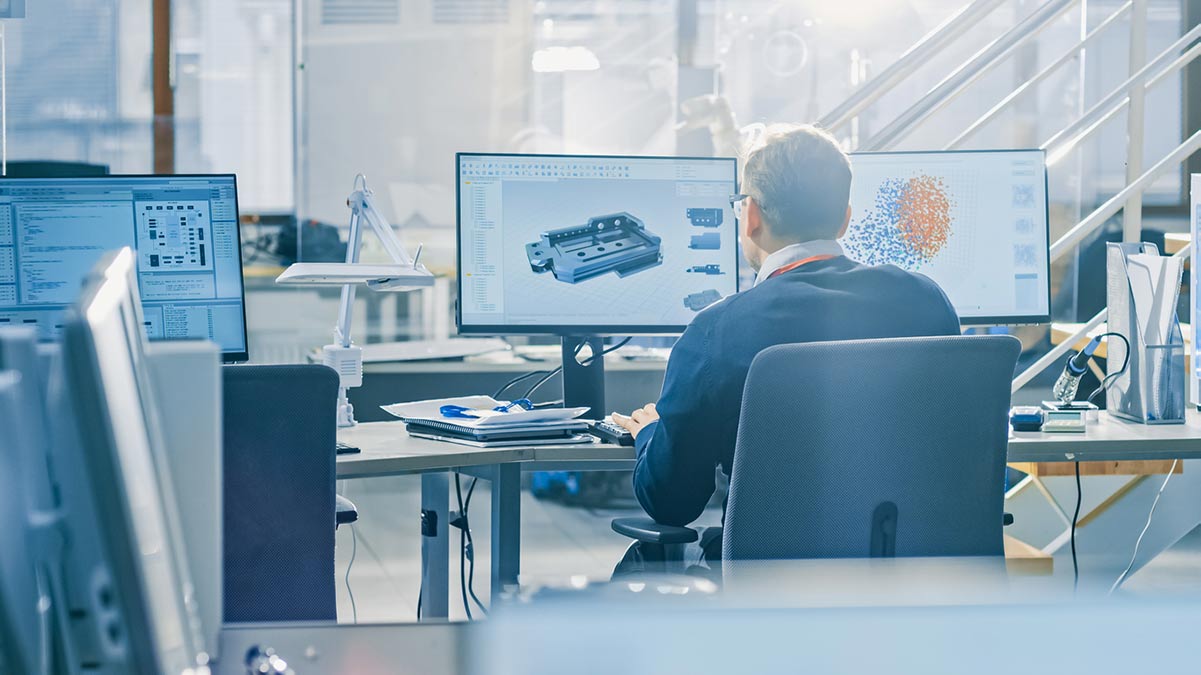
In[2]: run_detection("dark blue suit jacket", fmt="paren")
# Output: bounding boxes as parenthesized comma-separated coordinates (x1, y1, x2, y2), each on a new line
(633, 255, 961, 526)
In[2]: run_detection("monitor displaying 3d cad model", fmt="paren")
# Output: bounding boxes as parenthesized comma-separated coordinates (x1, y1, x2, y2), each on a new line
(842, 150, 1051, 325)
(0, 175, 249, 361)
(456, 153, 740, 334)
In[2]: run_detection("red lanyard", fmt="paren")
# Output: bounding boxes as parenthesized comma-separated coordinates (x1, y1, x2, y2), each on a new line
(766, 254, 836, 280)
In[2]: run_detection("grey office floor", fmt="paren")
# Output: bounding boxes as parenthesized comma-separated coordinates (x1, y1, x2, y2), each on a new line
(333, 473, 1201, 623)
(334, 474, 723, 623)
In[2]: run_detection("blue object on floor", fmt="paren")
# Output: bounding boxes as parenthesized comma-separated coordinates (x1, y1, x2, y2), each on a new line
(531, 471, 581, 499)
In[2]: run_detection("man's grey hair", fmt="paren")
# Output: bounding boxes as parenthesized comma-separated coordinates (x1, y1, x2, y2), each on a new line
(742, 124, 852, 242)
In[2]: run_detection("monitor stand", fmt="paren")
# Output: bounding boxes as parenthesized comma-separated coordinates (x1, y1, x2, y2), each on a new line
(561, 337, 605, 420)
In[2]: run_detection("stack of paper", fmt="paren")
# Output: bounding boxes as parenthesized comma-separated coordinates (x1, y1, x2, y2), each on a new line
(381, 396, 594, 448)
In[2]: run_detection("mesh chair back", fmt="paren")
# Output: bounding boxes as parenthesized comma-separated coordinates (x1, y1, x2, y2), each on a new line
(723, 335, 1020, 563)
(222, 364, 338, 622)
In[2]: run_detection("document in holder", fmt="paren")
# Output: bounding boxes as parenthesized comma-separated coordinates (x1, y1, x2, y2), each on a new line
(1125, 253, 1183, 347)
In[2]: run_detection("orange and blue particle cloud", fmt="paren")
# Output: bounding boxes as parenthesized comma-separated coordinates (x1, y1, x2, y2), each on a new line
(845, 174, 954, 270)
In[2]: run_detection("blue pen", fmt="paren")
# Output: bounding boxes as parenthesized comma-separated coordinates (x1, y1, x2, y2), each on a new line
(440, 399, 533, 419)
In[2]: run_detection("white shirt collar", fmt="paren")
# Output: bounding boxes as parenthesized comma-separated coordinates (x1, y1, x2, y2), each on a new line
(753, 240, 845, 286)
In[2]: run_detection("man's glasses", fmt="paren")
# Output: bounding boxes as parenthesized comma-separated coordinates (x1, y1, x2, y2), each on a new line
(729, 193, 748, 221)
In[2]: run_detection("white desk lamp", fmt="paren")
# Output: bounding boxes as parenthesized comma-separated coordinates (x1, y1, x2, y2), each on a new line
(276, 175, 434, 426)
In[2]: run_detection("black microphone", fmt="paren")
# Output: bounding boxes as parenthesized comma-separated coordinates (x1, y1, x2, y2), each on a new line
(1052, 336, 1101, 405)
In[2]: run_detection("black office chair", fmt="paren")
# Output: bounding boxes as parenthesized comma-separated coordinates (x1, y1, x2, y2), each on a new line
(222, 364, 340, 622)
(612, 335, 1021, 579)
(4, 160, 109, 178)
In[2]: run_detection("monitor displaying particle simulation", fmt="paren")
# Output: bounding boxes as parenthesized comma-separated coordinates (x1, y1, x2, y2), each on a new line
(0, 175, 249, 361)
(841, 150, 1051, 325)
(457, 153, 740, 334)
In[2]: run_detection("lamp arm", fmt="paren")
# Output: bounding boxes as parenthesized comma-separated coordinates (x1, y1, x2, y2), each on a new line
(352, 188, 419, 267)
(322, 175, 429, 427)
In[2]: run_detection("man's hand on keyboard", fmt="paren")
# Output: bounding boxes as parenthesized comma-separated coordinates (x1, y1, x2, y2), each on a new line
(611, 403, 659, 441)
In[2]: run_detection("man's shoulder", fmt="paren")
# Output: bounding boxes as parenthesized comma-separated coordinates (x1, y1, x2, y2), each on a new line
(842, 259, 954, 300)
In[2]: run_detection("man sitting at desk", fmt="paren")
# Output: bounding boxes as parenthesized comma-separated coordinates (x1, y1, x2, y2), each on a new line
(610, 124, 961, 577)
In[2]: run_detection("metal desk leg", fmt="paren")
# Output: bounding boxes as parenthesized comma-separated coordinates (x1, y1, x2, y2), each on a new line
(420, 472, 449, 620)
(491, 463, 521, 600)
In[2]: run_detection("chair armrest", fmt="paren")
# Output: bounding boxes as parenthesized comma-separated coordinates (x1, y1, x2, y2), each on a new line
(611, 517, 699, 544)
(336, 494, 359, 527)
(1003, 512, 1014, 527)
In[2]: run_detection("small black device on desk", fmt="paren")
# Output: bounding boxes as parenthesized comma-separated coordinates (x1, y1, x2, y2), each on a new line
(1009, 406, 1045, 432)
(335, 442, 360, 455)
(589, 419, 635, 446)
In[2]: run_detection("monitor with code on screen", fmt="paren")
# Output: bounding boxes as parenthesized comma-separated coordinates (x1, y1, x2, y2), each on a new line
(0, 175, 249, 361)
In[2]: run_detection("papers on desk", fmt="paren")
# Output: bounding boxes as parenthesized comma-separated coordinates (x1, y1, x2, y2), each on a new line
(382, 396, 589, 428)
(382, 396, 593, 447)
(408, 431, 594, 448)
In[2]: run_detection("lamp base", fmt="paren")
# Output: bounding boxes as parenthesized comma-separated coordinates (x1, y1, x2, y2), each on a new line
(323, 344, 363, 427)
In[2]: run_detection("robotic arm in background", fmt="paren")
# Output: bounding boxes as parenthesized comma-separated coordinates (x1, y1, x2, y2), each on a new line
(676, 95, 765, 158)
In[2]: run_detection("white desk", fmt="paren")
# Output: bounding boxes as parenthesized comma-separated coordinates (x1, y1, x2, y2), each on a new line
(338, 409, 1201, 619)
(1009, 410, 1201, 463)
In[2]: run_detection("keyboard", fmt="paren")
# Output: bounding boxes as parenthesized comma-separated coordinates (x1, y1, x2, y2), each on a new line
(589, 419, 634, 446)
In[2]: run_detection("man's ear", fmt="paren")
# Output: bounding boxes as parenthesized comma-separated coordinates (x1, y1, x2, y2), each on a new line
(744, 197, 765, 241)
(836, 205, 852, 239)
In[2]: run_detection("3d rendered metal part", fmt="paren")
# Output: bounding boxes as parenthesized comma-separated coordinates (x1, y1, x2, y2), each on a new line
(686, 264, 724, 275)
(689, 232, 721, 250)
(684, 289, 722, 312)
(526, 212, 663, 284)
(687, 208, 723, 228)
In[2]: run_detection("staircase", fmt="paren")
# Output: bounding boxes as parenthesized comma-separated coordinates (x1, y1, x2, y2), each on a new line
(815, 0, 1201, 591)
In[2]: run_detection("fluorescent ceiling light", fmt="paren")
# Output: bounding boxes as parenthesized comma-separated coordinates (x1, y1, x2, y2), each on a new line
(532, 46, 600, 73)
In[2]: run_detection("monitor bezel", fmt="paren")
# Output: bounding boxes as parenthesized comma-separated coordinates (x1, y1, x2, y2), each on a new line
(847, 148, 1052, 327)
(62, 249, 206, 672)
(0, 173, 251, 362)
(454, 152, 741, 336)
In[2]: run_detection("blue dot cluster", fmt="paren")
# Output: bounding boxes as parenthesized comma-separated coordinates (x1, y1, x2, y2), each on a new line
(844, 178, 925, 270)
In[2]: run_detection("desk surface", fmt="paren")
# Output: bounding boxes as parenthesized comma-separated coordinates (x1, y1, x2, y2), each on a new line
(1008, 408, 1201, 462)
(337, 422, 627, 479)
(339, 410, 1201, 478)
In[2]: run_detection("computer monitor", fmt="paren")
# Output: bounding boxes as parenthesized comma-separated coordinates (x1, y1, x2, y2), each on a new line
(61, 248, 208, 673)
(0, 174, 250, 361)
(842, 149, 1051, 325)
(0, 370, 41, 675)
(456, 153, 740, 335)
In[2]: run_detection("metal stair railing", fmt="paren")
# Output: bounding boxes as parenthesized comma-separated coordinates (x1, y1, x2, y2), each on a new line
(816, 0, 1008, 133)
(1042, 21, 1201, 165)
(811, 0, 1200, 393)
(945, 1, 1133, 150)
(859, 0, 1080, 151)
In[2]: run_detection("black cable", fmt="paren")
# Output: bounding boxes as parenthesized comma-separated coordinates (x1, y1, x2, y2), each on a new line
(523, 338, 633, 400)
(1086, 332, 1131, 406)
(454, 474, 473, 621)
(584, 337, 632, 364)
(522, 367, 565, 401)
(416, 584, 422, 621)
(508, 341, 587, 402)
(1071, 461, 1082, 592)
(492, 370, 549, 399)
(463, 478, 488, 615)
